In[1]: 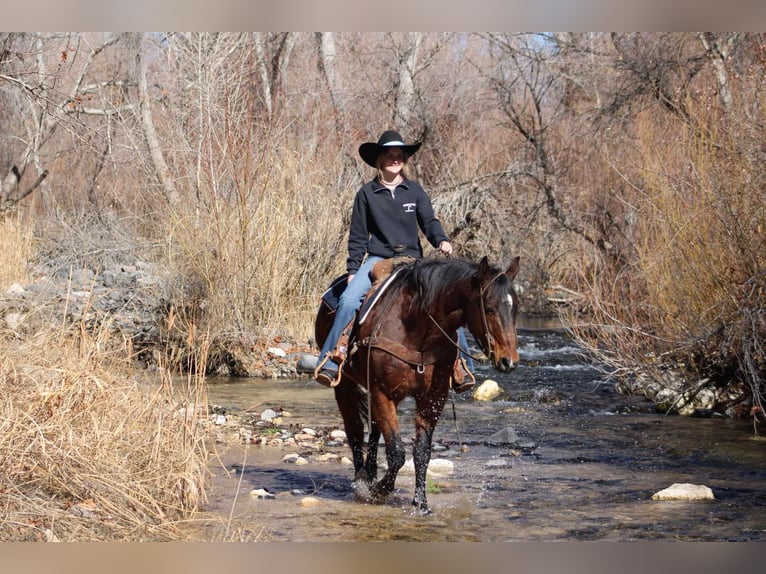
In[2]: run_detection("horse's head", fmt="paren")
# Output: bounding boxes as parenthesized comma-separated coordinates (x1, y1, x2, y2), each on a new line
(465, 256, 521, 373)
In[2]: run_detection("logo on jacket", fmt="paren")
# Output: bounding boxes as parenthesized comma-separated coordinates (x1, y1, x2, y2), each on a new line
(403, 203, 416, 213)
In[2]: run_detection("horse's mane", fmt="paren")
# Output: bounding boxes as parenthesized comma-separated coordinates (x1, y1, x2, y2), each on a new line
(391, 257, 513, 313)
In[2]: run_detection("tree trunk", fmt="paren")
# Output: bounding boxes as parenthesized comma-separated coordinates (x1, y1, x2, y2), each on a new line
(135, 33, 180, 206)
(394, 32, 422, 129)
(317, 32, 344, 130)
(699, 32, 737, 115)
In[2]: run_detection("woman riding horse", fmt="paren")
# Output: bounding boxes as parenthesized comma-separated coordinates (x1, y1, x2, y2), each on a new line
(315, 130, 458, 387)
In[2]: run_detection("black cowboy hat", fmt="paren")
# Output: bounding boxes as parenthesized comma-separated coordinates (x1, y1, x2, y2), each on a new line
(358, 130, 422, 168)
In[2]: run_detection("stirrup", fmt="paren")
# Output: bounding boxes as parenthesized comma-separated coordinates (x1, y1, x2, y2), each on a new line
(451, 357, 476, 393)
(315, 355, 342, 387)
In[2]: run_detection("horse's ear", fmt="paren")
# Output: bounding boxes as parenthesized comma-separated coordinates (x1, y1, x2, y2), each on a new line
(505, 256, 520, 281)
(477, 256, 492, 281)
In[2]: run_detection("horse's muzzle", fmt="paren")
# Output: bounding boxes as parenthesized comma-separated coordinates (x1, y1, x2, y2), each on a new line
(495, 356, 516, 373)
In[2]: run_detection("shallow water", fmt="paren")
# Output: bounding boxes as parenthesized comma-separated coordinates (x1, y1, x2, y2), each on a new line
(202, 327, 766, 542)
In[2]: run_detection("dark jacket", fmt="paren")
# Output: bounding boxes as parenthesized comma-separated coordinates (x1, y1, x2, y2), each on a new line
(346, 177, 449, 274)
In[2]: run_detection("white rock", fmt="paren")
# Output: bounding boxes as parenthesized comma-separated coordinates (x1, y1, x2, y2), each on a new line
(3, 312, 23, 330)
(300, 496, 322, 507)
(249, 488, 275, 499)
(652, 483, 715, 501)
(315, 453, 338, 462)
(301, 427, 317, 436)
(6, 283, 25, 295)
(282, 453, 301, 463)
(213, 414, 227, 425)
(400, 457, 454, 476)
(330, 430, 347, 440)
(267, 347, 287, 357)
(260, 408, 279, 421)
(472, 379, 501, 401)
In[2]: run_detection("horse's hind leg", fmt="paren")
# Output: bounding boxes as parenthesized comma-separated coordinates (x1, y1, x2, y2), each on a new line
(369, 394, 405, 500)
(333, 383, 370, 484)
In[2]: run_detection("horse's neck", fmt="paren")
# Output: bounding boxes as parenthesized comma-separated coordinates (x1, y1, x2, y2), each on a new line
(417, 283, 469, 331)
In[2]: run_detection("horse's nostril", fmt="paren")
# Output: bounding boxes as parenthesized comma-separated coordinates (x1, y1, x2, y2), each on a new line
(499, 357, 515, 372)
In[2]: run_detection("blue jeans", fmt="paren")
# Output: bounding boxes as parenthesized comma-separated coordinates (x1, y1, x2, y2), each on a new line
(318, 256, 383, 372)
(319, 255, 473, 373)
(457, 327, 474, 370)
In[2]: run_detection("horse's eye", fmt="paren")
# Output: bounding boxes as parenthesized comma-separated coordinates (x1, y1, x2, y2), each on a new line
(484, 306, 496, 315)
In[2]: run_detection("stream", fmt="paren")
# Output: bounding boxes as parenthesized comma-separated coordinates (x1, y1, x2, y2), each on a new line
(201, 321, 766, 541)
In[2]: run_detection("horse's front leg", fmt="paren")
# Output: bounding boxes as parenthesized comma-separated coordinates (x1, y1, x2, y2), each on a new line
(411, 379, 450, 514)
(364, 419, 380, 481)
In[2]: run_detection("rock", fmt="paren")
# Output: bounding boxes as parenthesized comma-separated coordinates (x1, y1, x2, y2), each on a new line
(282, 453, 309, 465)
(297, 354, 318, 373)
(267, 347, 287, 357)
(300, 496, 322, 507)
(260, 408, 278, 421)
(484, 427, 519, 447)
(485, 458, 512, 469)
(315, 453, 338, 462)
(250, 488, 276, 499)
(400, 457, 454, 476)
(6, 283, 25, 295)
(3, 312, 23, 330)
(472, 379, 501, 401)
(652, 483, 715, 501)
(330, 430, 347, 441)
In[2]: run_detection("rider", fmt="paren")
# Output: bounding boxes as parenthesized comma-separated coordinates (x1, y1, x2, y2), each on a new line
(315, 130, 454, 387)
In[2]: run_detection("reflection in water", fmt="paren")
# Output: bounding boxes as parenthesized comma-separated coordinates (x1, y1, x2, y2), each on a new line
(202, 328, 766, 541)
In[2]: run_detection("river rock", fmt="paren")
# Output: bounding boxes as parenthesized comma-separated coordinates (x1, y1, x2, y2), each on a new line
(260, 408, 279, 421)
(472, 379, 501, 401)
(297, 354, 318, 373)
(652, 483, 715, 501)
(484, 427, 519, 446)
(250, 488, 275, 499)
(330, 429, 347, 441)
(400, 457, 454, 476)
(300, 496, 323, 507)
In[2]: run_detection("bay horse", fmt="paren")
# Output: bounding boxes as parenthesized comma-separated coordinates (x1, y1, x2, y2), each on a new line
(314, 255, 520, 513)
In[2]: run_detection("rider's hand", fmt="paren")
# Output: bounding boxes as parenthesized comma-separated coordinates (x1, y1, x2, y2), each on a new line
(438, 241, 453, 256)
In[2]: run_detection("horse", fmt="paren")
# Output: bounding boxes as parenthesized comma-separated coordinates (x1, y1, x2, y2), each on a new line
(314, 255, 520, 513)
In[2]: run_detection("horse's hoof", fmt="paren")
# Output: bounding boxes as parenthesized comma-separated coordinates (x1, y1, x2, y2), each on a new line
(411, 502, 431, 515)
(352, 479, 373, 502)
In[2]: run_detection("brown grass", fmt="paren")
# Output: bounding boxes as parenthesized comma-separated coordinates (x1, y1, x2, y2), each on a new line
(0, 220, 208, 541)
(0, 293, 210, 541)
(565, 98, 766, 420)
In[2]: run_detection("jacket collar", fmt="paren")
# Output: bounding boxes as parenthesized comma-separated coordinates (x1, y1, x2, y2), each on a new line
(371, 177, 410, 193)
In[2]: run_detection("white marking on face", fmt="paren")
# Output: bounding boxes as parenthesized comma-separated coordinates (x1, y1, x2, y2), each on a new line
(505, 293, 514, 310)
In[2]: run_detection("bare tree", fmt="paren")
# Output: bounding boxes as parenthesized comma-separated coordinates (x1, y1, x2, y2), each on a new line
(699, 32, 739, 115)
(0, 32, 130, 211)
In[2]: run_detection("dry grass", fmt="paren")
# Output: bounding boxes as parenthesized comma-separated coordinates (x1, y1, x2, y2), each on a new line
(156, 131, 356, 344)
(565, 99, 766, 420)
(0, 211, 35, 289)
(0, 310, 210, 541)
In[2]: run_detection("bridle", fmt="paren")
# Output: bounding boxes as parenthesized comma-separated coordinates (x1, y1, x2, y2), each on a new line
(424, 269, 508, 363)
